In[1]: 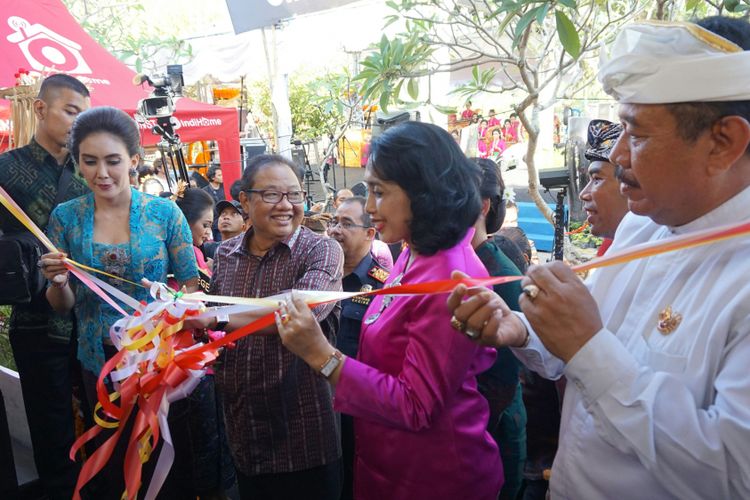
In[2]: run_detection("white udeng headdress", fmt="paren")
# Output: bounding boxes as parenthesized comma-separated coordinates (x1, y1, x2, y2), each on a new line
(598, 21, 750, 103)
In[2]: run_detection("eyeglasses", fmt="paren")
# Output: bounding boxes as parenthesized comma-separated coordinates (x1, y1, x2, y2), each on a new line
(327, 218, 370, 230)
(247, 189, 306, 204)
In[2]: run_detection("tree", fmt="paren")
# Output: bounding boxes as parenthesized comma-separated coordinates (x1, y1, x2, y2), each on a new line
(62, 0, 193, 73)
(652, 0, 750, 20)
(290, 74, 348, 143)
(246, 71, 359, 144)
(356, 0, 644, 222)
(246, 70, 364, 197)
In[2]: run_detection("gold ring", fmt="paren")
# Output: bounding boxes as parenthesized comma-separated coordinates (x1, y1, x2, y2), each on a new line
(450, 315, 467, 332)
(522, 284, 540, 300)
(280, 313, 291, 325)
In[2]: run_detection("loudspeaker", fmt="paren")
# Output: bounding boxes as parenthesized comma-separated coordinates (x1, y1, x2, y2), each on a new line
(371, 110, 411, 139)
(240, 138, 266, 171)
(291, 148, 306, 169)
(539, 168, 570, 190)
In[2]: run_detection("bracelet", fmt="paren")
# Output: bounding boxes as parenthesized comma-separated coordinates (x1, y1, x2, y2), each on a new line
(50, 275, 69, 289)
(519, 328, 531, 348)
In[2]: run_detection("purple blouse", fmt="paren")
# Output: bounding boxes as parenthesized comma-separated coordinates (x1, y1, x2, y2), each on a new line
(334, 230, 503, 499)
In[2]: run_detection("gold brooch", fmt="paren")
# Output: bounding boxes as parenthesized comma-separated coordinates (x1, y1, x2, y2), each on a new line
(657, 306, 682, 335)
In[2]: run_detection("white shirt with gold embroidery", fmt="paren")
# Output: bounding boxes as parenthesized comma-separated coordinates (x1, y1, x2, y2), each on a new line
(513, 186, 750, 499)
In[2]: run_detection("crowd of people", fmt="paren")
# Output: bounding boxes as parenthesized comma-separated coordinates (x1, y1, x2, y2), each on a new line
(454, 104, 523, 161)
(1, 13, 749, 500)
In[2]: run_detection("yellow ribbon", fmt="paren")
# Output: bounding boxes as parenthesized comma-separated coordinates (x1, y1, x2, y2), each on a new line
(93, 391, 123, 430)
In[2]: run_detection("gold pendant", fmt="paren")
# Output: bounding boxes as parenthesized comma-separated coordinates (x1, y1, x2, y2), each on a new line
(657, 306, 682, 335)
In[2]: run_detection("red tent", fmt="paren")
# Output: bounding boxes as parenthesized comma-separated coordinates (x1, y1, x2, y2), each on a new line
(0, 0, 241, 190)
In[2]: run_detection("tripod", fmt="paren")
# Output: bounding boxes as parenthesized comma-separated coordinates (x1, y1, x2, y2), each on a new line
(299, 143, 316, 207)
(552, 187, 568, 261)
(152, 117, 189, 192)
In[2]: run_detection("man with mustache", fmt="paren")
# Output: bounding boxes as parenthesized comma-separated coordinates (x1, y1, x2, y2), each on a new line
(448, 16, 750, 499)
(579, 119, 629, 254)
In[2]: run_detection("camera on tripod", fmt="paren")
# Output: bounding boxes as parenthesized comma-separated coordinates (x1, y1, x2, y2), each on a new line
(134, 64, 184, 121)
(133, 64, 190, 190)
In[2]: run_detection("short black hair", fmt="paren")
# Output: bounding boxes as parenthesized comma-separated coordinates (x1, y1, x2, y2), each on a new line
(229, 179, 243, 201)
(493, 233, 529, 273)
(137, 165, 153, 183)
(668, 16, 750, 145)
(495, 226, 532, 272)
(510, 112, 518, 119)
(38, 74, 89, 101)
(368, 121, 481, 256)
(339, 196, 371, 227)
(69, 106, 140, 160)
(207, 164, 222, 181)
(175, 187, 214, 225)
(237, 154, 304, 192)
(475, 158, 506, 233)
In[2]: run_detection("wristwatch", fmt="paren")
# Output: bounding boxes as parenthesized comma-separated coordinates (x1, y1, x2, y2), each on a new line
(215, 313, 230, 332)
(319, 350, 344, 379)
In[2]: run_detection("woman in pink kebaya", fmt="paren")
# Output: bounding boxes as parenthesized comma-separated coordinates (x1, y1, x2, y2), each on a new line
(488, 127, 507, 162)
(276, 121, 503, 500)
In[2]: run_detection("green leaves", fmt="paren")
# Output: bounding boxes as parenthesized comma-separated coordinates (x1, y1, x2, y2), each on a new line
(450, 65, 499, 99)
(433, 104, 459, 115)
(357, 0, 589, 117)
(379, 91, 391, 112)
(355, 32, 434, 112)
(724, 0, 750, 12)
(514, 5, 544, 42)
(407, 78, 419, 100)
(555, 10, 581, 59)
(61, 0, 193, 74)
(725, 0, 740, 11)
(287, 70, 362, 142)
(557, 0, 577, 8)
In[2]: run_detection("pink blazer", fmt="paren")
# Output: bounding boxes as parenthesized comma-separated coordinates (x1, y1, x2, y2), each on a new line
(334, 230, 503, 500)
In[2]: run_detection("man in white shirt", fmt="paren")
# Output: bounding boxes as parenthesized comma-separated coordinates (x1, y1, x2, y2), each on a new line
(448, 16, 750, 499)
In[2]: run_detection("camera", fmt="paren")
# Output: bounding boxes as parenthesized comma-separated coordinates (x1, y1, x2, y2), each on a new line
(138, 95, 173, 119)
(133, 64, 190, 189)
(134, 65, 184, 120)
